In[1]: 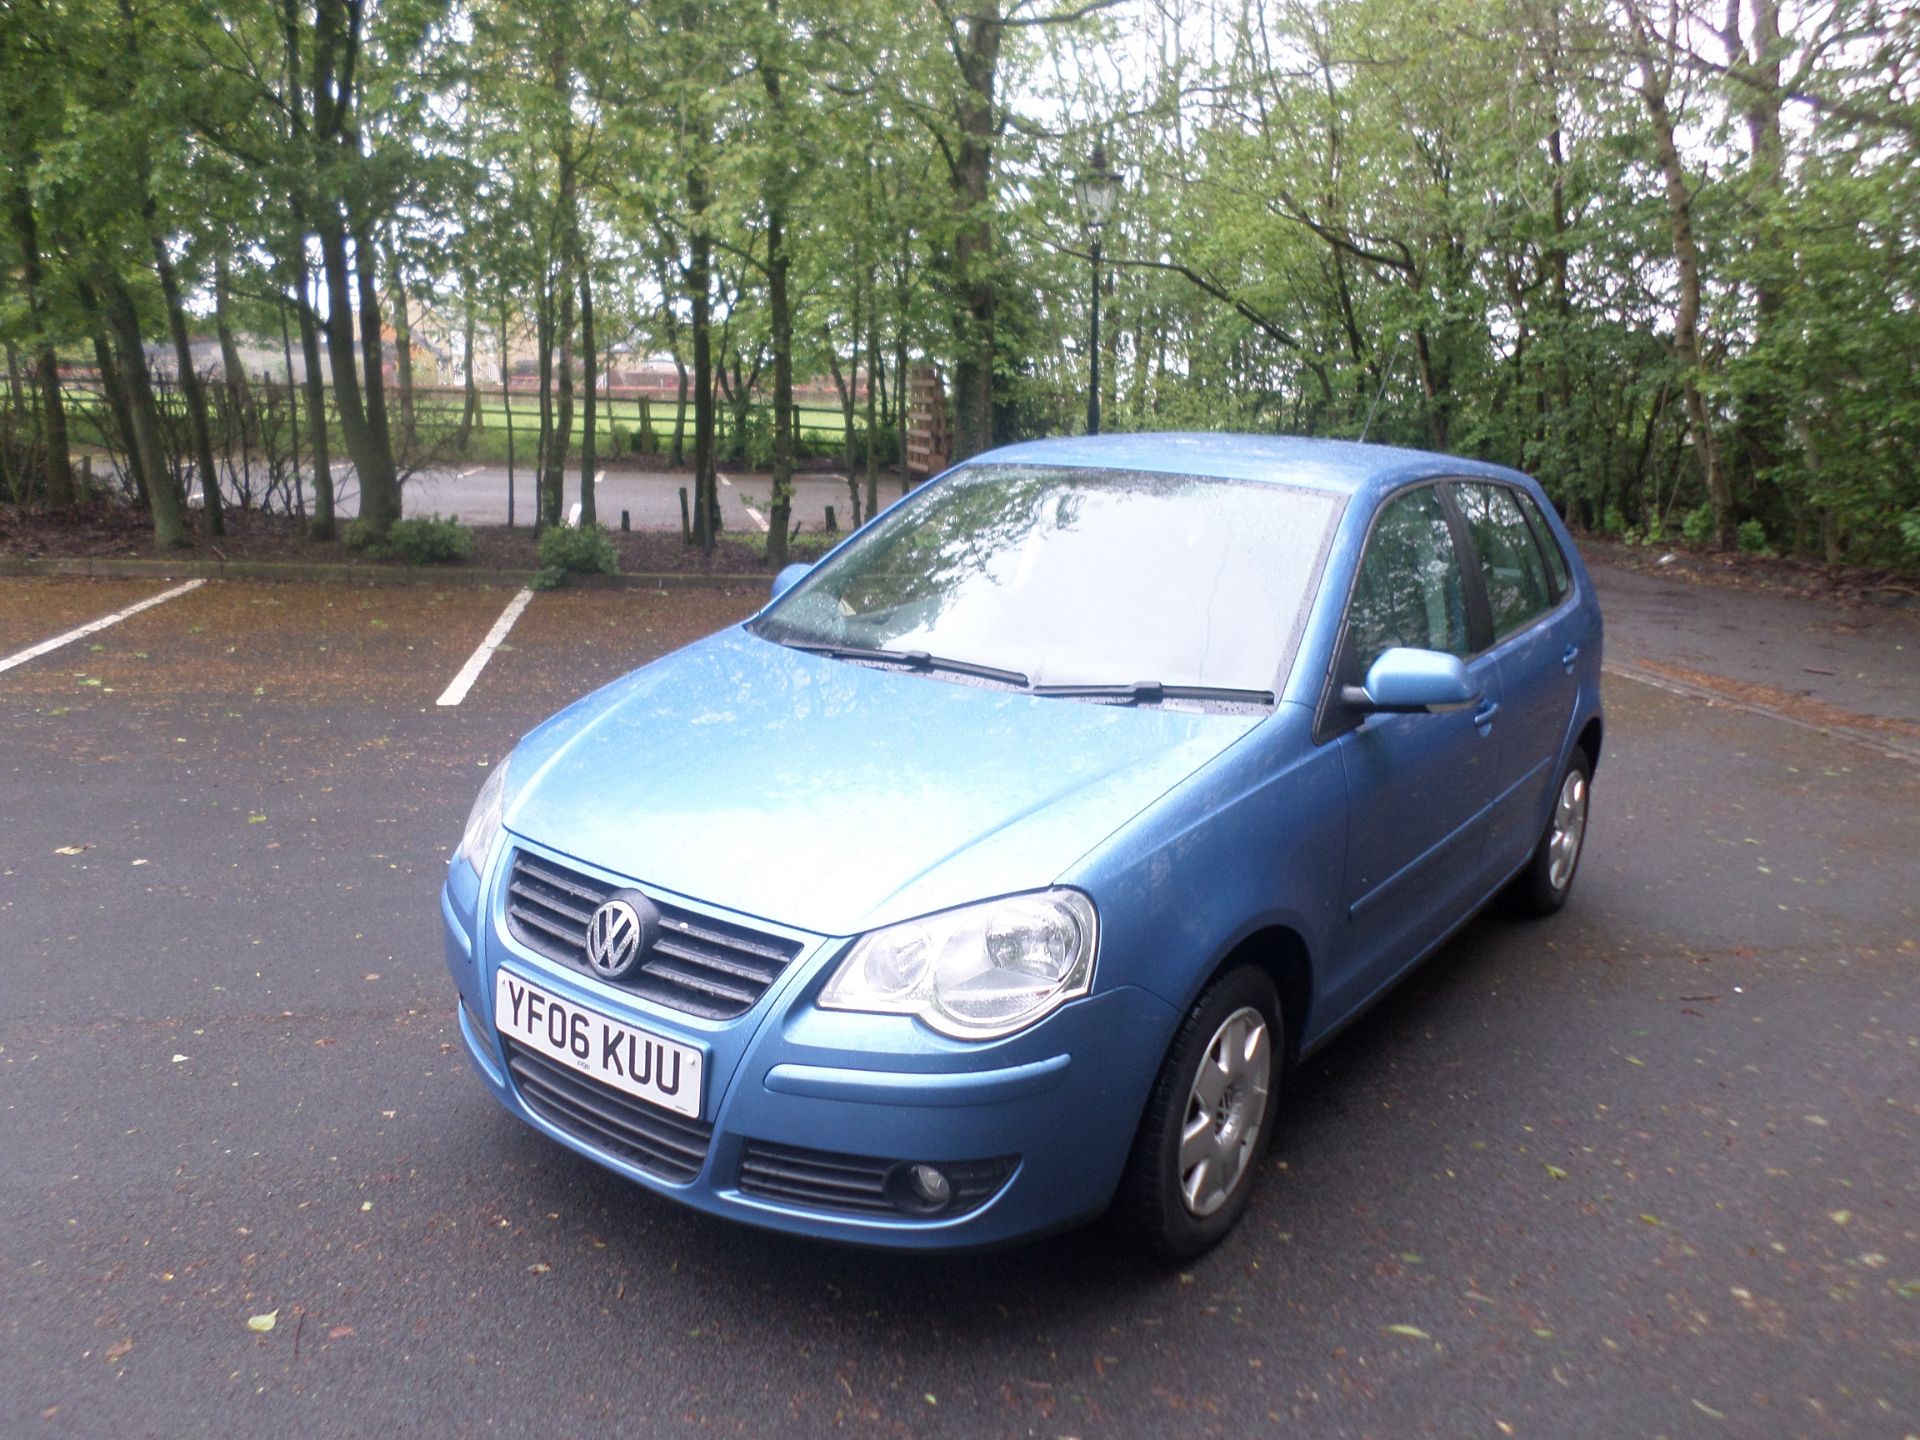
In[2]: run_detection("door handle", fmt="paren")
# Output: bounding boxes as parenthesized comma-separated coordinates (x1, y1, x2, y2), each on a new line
(1473, 700, 1500, 733)
(1562, 644, 1580, 671)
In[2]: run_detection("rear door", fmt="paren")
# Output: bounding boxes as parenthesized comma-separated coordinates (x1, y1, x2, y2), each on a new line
(1447, 481, 1583, 878)
(1324, 485, 1503, 1012)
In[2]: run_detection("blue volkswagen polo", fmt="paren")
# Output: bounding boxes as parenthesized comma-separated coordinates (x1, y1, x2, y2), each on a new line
(442, 434, 1602, 1256)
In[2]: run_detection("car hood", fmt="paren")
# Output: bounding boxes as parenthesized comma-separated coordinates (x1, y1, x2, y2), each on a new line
(503, 629, 1262, 937)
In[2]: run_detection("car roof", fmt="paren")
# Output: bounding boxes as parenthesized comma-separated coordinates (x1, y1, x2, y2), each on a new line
(969, 432, 1534, 499)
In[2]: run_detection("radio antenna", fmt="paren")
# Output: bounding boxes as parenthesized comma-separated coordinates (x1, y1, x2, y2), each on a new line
(1358, 332, 1406, 444)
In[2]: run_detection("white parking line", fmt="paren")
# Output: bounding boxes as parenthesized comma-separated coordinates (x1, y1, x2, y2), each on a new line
(436, 588, 535, 707)
(716, 472, 769, 532)
(0, 579, 205, 677)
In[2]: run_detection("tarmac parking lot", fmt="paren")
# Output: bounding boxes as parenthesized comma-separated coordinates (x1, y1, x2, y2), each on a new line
(1, 566, 1915, 1438)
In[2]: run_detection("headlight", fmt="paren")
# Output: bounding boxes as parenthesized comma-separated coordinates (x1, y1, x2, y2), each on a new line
(818, 889, 1097, 1040)
(456, 758, 509, 876)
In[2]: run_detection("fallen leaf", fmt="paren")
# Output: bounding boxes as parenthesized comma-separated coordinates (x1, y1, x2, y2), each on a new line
(247, 814, 267, 824)
(1830, 1210, 1853, 1227)
(1639, 1214, 1664, 1227)
(1382, 1324, 1429, 1340)
(527, 1263, 551, 1275)
(327, 1325, 355, 1341)
(104, 1336, 133, 1363)
(1544, 1163, 1569, 1181)
(54, 844, 92, 856)
(171, 1054, 189, 1064)
(247, 1311, 277, 1334)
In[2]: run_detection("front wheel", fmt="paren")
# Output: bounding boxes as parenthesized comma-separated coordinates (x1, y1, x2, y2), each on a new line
(1117, 966, 1281, 1258)
(1510, 749, 1592, 916)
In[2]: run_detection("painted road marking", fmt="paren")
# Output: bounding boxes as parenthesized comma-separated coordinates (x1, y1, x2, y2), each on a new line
(436, 588, 535, 708)
(716, 472, 770, 532)
(0, 579, 206, 677)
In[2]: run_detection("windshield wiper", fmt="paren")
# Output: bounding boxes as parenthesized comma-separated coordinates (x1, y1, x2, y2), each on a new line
(782, 641, 1030, 689)
(1030, 680, 1275, 708)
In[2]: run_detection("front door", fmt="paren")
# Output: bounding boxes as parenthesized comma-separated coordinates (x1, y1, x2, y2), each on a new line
(1329, 485, 1503, 1013)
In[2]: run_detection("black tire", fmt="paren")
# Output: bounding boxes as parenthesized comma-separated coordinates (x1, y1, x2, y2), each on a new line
(1116, 966, 1282, 1259)
(1509, 748, 1593, 916)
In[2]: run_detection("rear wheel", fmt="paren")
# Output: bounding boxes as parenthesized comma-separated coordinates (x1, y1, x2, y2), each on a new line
(1510, 749, 1592, 916)
(1117, 966, 1281, 1258)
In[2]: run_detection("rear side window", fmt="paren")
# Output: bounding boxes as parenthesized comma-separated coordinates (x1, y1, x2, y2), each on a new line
(1513, 490, 1572, 599)
(1453, 483, 1554, 639)
(1346, 487, 1471, 669)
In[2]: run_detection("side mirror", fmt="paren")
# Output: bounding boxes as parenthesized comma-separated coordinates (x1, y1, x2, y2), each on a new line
(770, 562, 812, 601)
(1341, 647, 1479, 715)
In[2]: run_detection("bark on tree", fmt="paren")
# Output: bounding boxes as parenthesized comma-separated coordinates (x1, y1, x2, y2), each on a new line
(4, 155, 75, 507)
(150, 235, 225, 534)
(688, 166, 719, 549)
(74, 276, 145, 504)
(579, 261, 597, 527)
(98, 265, 188, 548)
(1638, 43, 1732, 550)
(293, 267, 335, 539)
(457, 283, 479, 449)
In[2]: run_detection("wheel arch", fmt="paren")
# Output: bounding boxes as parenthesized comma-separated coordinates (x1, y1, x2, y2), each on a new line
(1198, 925, 1314, 1069)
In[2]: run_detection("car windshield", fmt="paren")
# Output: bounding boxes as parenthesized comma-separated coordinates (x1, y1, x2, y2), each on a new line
(751, 464, 1339, 693)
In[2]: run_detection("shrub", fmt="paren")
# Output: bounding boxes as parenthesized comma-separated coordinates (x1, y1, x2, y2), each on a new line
(1682, 502, 1714, 545)
(535, 522, 619, 586)
(1737, 518, 1771, 555)
(343, 515, 475, 564)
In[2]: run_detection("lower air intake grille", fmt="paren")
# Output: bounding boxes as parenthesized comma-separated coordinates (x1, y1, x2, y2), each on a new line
(505, 850, 803, 1021)
(737, 1140, 1016, 1218)
(506, 1041, 713, 1184)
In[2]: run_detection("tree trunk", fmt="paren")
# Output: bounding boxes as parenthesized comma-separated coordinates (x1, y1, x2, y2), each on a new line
(352, 224, 401, 529)
(294, 267, 335, 539)
(688, 169, 719, 549)
(4, 158, 75, 507)
(766, 200, 794, 566)
(386, 229, 415, 455)
(548, 248, 574, 529)
(317, 214, 396, 535)
(74, 275, 144, 504)
(499, 297, 517, 527)
(98, 266, 188, 548)
(534, 272, 553, 530)
(150, 237, 224, 534)
(671, 352, 688, 467)
(457, 284, 478, 448)
(1641, 60, 1731, 550)
(864, 269, 880, 521)
(579, 260, 597, 527)
(946, 4, 1002, 459)
(214, 253, 254, 502)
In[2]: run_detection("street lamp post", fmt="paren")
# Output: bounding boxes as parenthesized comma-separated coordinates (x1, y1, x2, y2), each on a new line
(1073, 143, 1122, 436)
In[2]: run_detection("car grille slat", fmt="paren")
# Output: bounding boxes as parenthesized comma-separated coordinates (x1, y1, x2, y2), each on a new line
(506, 1042, 712, 1182)
(503, 851, 803, 1020)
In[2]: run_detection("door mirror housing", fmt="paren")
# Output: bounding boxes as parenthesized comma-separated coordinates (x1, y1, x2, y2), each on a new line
(770, 562, 812, 601)
(1342, 647, 1479, 715)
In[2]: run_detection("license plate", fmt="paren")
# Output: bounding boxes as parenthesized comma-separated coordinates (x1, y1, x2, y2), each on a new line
(494, 970, 703, 1119)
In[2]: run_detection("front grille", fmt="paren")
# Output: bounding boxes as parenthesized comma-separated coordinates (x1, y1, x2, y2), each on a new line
(505, 851, 803, 1020)
(506, 1041, 713, 1183)
(738, 1140, 1017, 1218)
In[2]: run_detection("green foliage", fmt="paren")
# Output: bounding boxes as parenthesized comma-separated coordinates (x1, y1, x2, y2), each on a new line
(343, 515, 475, 565)
(536, 523, 620, 581)
(1737, 520, 1772, 557)
(1682, 504, 1714, 546)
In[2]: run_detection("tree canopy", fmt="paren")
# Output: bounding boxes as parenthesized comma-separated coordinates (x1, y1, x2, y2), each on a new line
(3, 0, 1916, 565)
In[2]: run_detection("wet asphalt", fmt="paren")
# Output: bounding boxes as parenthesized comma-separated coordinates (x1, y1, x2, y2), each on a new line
(0, 562, 1915, 1439)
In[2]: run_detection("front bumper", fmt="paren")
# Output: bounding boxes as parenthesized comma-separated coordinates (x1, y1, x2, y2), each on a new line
(441, 850, 1176, 1250)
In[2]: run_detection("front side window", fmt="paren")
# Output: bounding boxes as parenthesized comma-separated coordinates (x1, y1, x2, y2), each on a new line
(1453, 483, 1554, 639)
(1345, 487, 1471, 671)
(753, 465, 1339, 693)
